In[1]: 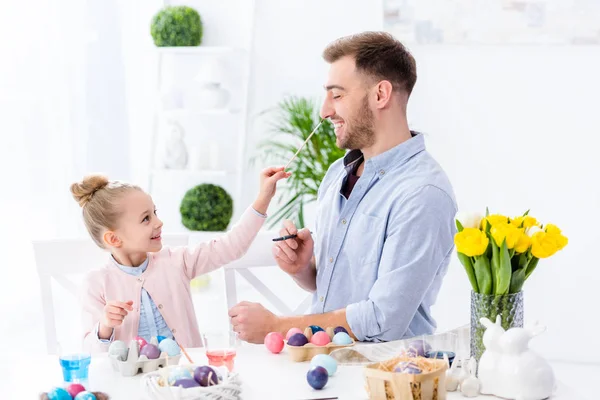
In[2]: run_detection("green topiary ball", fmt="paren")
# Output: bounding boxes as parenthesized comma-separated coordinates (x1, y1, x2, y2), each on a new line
(180, 184, 233, 231)
(150, 6, 203, 47)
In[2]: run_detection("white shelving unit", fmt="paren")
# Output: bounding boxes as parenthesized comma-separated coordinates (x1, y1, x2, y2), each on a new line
(148, 8, 257, 232)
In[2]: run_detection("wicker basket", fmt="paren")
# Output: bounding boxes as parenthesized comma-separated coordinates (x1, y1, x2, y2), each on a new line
(364, 356, 448, 400)
(141, 364, 242, 400)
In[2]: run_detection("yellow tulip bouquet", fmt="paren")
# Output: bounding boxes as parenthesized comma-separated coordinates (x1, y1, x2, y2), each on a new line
(454, 210, 568, 295)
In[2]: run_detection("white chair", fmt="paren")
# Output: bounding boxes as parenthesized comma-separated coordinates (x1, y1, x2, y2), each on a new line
(189, 230, 313, 316)
(32, 234, 189, 354)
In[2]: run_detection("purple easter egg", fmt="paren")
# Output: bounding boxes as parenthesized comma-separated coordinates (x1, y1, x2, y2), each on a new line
(287, 333, 309, 346)
(307, 366, 329, 390)
(394, 361, 422, 374)
(173, 378, 200, 388)
(194, 366, 218, 387)
(333, 326, 348, 335)
(140, 343, 160, 359)
(407, 339, 432, 357)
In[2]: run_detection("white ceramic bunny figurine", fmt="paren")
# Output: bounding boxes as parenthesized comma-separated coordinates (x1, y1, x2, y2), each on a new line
(478, 316, 555, 400)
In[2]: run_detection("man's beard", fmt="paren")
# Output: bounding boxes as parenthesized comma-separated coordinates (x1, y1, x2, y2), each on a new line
(338, 95, 376, 150)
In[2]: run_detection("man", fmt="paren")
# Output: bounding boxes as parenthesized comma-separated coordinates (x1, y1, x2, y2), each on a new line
(229, 31, 457, 343)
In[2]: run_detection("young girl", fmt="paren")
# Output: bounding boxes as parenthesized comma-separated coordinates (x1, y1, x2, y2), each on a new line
(72, 167, 290, 353)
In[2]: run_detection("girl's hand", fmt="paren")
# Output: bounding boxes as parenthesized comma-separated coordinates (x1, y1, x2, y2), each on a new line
(252, 166, 291, 214)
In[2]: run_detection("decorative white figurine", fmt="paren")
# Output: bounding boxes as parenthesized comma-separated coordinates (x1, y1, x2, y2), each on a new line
(478, 316, 555, 400)
(460, 358, 481, 398)
(445, 357, 460, 392)
(162, 120, 188, 169)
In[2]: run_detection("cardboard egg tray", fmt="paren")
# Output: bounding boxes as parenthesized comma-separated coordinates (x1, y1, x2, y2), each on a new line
(286, 326, 355, 362)
(109, 337, 182, 377)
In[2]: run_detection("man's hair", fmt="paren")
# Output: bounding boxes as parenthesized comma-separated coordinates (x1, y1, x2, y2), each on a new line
(322, 31, 417, 96)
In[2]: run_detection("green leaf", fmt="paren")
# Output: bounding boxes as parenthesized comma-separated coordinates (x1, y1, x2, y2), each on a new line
(473, 256, 492, 295)
(496, 240, 512, 295)
(456, 219, 464, 232)
(486, 206, 490, 217)
(457, 252, 478, 293)
(509, 268, 526, 294)
(525, 257, 540, 280)
(490, 236, 499, 294)
(522, 209, 530, 216)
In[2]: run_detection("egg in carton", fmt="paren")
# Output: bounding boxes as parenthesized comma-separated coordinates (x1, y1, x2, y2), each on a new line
(109, 336, 182, 377)
(285, 325, 355, 362)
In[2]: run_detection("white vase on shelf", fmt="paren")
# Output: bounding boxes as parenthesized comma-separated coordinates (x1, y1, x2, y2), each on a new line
(193, 83, 230, 110)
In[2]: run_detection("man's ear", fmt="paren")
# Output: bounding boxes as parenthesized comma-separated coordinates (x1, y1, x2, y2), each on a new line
(374, 80, 394, 109)
(103, 231, 122, 248)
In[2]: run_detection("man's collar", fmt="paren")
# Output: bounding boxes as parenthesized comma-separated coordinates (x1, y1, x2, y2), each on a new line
(342, 131, 425, 174)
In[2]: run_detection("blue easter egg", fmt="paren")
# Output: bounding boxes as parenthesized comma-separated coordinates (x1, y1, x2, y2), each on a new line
(156, 335, 167, 343)
(306, 366, 328, 390)
(310, 354, 338, 376)
(309, 325, 324, 334)
(332, 332, 353, 345)
(168, 366, 193, 385)
(47, 388, 71, 400)
(74, 391, 97, 400)
(158, 338, 181, 356)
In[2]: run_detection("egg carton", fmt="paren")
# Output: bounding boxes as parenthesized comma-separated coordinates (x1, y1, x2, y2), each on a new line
(109, 337, 182, 377)
(286, 326, 355, 362)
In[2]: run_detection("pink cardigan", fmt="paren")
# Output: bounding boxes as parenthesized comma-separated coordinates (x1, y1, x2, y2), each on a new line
(79, 207, 265, 353)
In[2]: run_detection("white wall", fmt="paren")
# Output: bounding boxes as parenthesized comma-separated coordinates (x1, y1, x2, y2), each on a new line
(409, 45, 600, 363)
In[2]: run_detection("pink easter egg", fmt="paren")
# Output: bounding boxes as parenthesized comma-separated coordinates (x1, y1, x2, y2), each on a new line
(264, 332, 285, 354)
(66, 383, 86, 398)
(286, 328, 303, 341)
(310, 331, 331, 346)
(134, 336, 147, 349)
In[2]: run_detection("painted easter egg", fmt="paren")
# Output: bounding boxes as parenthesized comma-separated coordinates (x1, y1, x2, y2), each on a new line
(264, 332, 285, 354)
(407, 339, 431, 357)
(108, 340, 128, 361)
(134, 336, 147, 350)
(286, 327, 303, 341)
(333, 326, 348, 335)
(287, 333, 309, 347)
(158, 338, 181, 356)
(194, 366, 219, 387)
(310, 331, 331, 346)
(74, 392, 97, 400)
(306, 366, 329, 390)
(47, 387, 71, 400)
(309, 325, 324, 334)
(332, 332, 353, 345)
(310, 354, 338, 376)
(66, 383, 86, 398)
(156, 335, 167, 343)
(173, 378, 200, 388)
(140, 343, 160, 359)
(168, 366, 193, 385)
(394, 361, 422, 374)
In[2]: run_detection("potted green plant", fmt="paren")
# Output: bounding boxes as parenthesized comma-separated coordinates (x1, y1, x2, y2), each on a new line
(150, 6, 203, 47)
(180, 184, 233, 231)
(253, 96, 345, 228)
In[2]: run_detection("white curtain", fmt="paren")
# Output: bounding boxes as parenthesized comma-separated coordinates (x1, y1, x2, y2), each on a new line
(0, 0, 158, 354)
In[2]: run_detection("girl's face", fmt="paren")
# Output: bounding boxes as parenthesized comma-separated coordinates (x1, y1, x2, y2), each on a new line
(109, 190, 163, 254)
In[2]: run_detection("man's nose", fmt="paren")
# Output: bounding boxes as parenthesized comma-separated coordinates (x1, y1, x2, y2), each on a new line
(320, 97, 335, 120)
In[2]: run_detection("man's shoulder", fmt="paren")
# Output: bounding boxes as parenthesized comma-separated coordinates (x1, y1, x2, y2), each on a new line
(398, 151, 455, 202)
